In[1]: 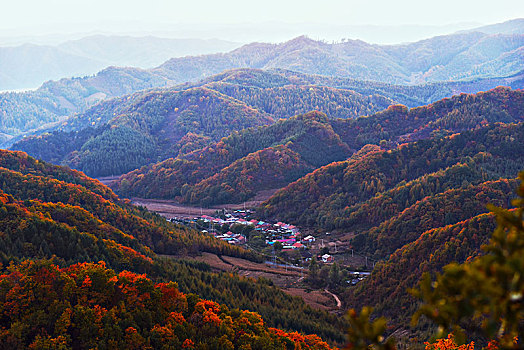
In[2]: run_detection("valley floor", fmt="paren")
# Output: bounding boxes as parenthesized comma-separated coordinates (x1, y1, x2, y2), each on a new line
(127, 190, 370, 316)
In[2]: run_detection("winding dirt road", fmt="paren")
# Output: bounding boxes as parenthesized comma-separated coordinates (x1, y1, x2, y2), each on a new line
(324, 289, 342, 308)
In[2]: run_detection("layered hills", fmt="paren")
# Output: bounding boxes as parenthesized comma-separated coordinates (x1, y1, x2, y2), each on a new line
(260, 122, 523, 231)
(13, 87, 275, 176)
(2, 21, 523, 142)
(13, 67, 418, 176)
(256, 118, 523, 335)
(11, 70, 523, 181)
(114, 111, 351, 203)
(0, 149, 345, 345)
(109, 87, 523, 206)
(0, 36, 240, 91)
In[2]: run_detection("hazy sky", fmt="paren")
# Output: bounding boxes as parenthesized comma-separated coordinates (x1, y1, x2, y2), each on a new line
(1, 0, 523, 42)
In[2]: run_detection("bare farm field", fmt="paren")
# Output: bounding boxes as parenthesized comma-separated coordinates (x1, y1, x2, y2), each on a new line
(96, 176, 121, 186)
(283, 288, 338, 312)
(191, 252, 236, 272)
(221, 256, 302, 277)
(132, 198, 218, 219)
(129, 188, 279, 219)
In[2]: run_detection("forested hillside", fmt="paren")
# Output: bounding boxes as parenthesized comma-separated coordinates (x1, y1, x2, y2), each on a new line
(180, 145, 314, 205)
(0, 66, 172, 142)
(260, 122, 524, 229)
(186, 67, 524, 107)
(344, 211, 499, 335)
(114, 111, 351, 203)
(114, 87, 523, 205)
(0, 150, 252, 260)
(0, 150, 345, 344)
(4, 67, 521, 145)
(329, 87, 524, 148)
(0, 260, 333, 349)
(13, 72, 404, 178)
(13, 87, 275, 176)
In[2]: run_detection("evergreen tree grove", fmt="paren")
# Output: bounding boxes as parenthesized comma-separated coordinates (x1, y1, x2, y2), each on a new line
(346, 171, 524, 349)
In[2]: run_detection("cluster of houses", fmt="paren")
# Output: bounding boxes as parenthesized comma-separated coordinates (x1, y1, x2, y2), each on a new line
(194, 210, 321, 251)
(262, 220, 302, 249)
(207, 231, 247, 245)
(169, 210, 338, 265)
(347, 271, 371, 285)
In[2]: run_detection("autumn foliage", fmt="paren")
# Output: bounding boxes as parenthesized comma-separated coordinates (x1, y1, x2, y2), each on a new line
(0, 261, 333, 349)
(0, 149, 345, 343)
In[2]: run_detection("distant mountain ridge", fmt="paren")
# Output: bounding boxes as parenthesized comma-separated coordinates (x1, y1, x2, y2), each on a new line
(1, 19, 522, 142)
(155, 31, 523, 85)
(0, 36, 240, 91)
(462, 18, 524, 35)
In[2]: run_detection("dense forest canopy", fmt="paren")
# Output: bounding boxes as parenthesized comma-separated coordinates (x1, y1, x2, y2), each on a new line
(110, 88, 523, 206)
(0, 260, 334, 349)
(0, 150, 345, 344)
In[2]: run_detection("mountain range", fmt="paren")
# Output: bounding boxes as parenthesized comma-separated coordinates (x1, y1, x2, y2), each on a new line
(14, 86, 522, 200)
(0, 35, 240, 91)
(1, 18, 524, 348)
(2, 18, 522, 92)
(1, 18, 522, 144)
(4, 66, 523, 148)
(105, 87, 522, 203)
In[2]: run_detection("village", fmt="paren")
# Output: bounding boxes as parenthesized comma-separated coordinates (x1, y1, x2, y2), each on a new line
(169, 209, 371, 270)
